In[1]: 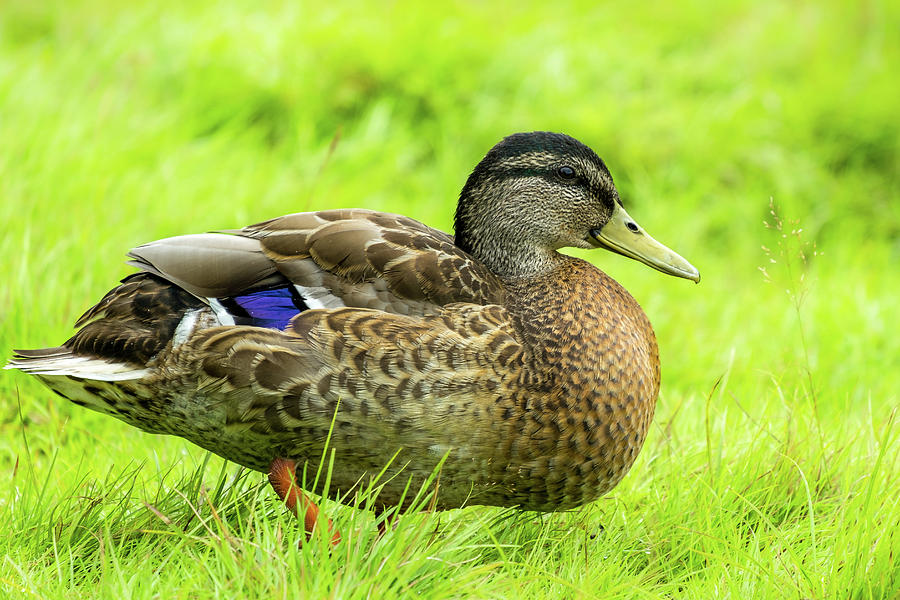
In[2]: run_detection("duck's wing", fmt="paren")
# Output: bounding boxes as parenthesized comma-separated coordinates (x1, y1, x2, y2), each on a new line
(127, 209, 505, 318)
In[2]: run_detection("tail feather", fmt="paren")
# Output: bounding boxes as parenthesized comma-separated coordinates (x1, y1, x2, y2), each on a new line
(5, 348, 151, 381)
(6, 351, 158, 428)
(10, 346, 70, 359)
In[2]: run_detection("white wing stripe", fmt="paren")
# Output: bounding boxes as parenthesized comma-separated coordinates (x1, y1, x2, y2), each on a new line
(295, 284, 346, 309)
(207, 298, 236, 326)
(172, 308, 202, 347)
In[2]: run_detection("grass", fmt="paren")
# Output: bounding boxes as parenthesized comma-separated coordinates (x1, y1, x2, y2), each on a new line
(1, 0, 898, 597)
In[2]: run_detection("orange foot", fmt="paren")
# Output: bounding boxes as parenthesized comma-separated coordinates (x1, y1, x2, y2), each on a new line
(268, 458, 342, 546)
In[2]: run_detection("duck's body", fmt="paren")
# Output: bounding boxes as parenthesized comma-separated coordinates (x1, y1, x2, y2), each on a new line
(8, 132, 696, 514)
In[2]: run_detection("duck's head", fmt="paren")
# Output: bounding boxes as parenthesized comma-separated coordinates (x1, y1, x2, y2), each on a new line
(454, 131, 699, 282)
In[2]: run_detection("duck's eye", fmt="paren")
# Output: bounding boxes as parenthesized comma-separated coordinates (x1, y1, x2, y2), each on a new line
(557, 165, 577, 180)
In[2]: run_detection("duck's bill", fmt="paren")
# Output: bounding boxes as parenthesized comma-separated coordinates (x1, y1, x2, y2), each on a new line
(589, 203, 700, 282)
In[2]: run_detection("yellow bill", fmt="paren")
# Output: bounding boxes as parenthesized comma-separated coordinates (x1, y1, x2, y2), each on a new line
(590, 203, 700, 282)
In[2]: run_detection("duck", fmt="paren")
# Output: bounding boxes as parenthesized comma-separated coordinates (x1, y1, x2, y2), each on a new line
(7, 132, 698, 542)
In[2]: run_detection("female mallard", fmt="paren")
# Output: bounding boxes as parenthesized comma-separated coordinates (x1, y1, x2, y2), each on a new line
(7, 132, 698, 539)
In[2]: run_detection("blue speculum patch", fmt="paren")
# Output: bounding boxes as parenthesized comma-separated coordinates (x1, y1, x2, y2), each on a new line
(219, 286, 309, 330)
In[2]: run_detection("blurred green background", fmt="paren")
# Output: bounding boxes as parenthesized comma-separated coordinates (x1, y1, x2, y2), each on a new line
(1, 0, 898, 597)
(2, 0, 897, 408)
(2, 0, 897, 240)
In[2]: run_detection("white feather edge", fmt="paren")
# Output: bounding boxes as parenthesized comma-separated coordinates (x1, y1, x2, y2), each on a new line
(207, 298, 236, 326)
(4, 354, 152, 381)
(172, 308, 202, 347)
(294, 284, 346, 309)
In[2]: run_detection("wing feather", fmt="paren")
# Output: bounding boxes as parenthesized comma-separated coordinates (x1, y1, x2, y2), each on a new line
(126, 233, 281, 298)
(240, 209, 505, 309)
(123, 209, 504, 316)
(185, 303, 523, 439)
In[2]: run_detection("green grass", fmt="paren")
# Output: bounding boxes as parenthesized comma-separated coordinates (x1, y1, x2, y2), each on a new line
(1, 0, 898, 597)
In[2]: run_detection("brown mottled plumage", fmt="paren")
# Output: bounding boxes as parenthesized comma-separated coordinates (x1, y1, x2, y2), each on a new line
(7, 132, 698, 517)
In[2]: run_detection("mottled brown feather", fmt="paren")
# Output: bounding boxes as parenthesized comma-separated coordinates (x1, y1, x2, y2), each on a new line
(69, 274, 204, 364)
(241, 209, 505, 307)
(8, 132, 679, 515)
(65, 256, 657, 511)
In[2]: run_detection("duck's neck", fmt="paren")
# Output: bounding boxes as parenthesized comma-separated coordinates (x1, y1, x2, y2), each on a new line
(454, 227, 567, 279)
(454, 188, 573, 278)
(481, 246, 567, 279)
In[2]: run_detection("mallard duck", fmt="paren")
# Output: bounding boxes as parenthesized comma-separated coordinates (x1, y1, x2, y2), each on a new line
(7, 132, 698, 540)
